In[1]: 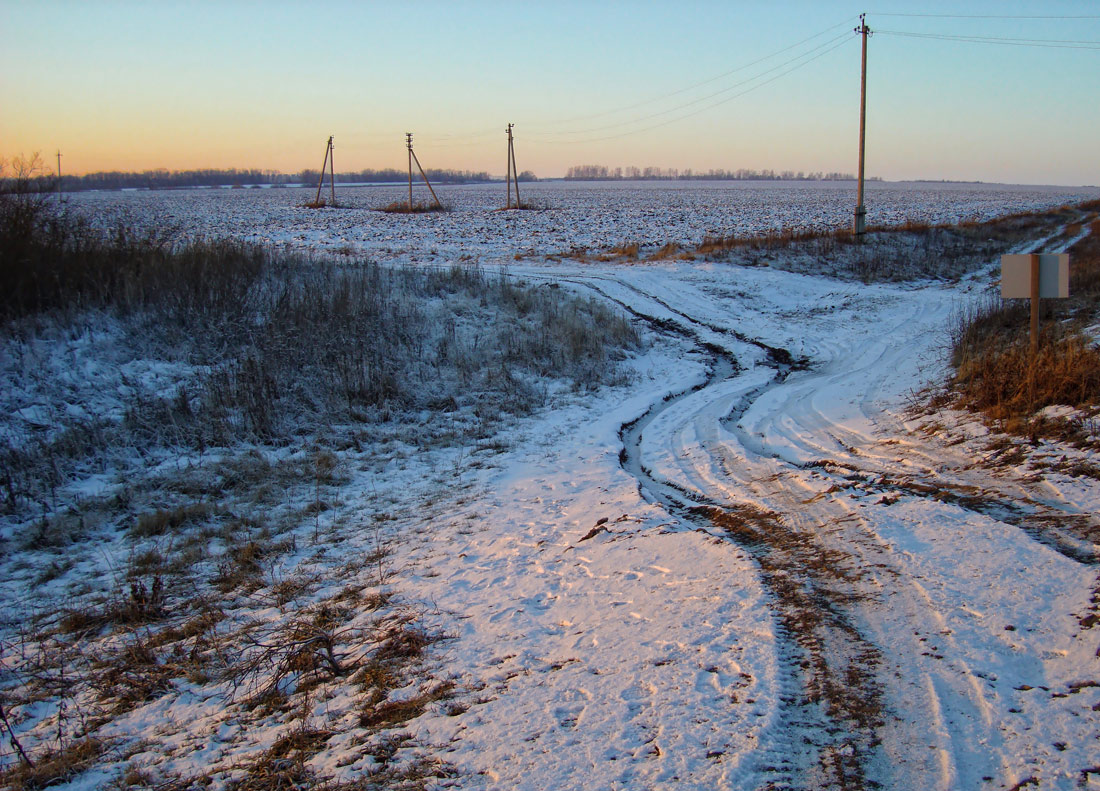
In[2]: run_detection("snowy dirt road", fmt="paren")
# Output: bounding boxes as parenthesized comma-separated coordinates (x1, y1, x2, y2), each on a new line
(496, 254, 1100, 790)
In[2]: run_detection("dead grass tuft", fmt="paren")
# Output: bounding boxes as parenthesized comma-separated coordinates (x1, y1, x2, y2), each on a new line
(130, 502, 212, 538)
(377, 201, 446, 214)
(359, 681, 456, 729)
(952, 331, 1100, 420)
(90, 634, 175, 713)
(0, 737, 108, 791)
(220, 726, 331, 791)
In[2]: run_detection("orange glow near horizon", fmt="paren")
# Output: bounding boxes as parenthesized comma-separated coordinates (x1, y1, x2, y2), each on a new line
(4, 2, 1099, 186)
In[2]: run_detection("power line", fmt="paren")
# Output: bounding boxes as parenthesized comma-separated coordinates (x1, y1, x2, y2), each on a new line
(869, 12, 1100, 19)
(529, 29, 854, 140)
(533, 34, 854, 146)
(877, 29, 1100, 50)
(536, 16, 861, 128)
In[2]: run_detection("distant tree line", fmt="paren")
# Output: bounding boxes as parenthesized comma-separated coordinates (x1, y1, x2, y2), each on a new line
(40, 167, 507, 192)
(299, 168, 503, 187)
(564, 165, 863, 181)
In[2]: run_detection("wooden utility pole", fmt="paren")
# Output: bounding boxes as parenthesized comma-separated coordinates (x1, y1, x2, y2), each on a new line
(508, 123, 521, 210)
(407, 133, 414, 210)
(405, 133, 442, 210)
(56, 150, 63, 204)
(328, 136, 336, 207)
(314, 136, 335, 207)
(1029, 253, 1041, 356)
(854, 14, 871, 236)
(506, 124, 514, 208)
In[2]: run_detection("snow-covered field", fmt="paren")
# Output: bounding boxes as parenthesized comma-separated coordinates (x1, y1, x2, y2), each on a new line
(66, 179, 1100, 262)
(3, 182, 1099, 790)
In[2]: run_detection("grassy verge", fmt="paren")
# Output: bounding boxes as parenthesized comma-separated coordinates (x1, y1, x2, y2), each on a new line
(578, 203, 1085, 282)
(946, 210, 1100, 438)
(0, 184, 638, 516)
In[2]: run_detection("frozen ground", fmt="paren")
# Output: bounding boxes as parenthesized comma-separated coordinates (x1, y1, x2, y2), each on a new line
(2, 184, 1098, 789)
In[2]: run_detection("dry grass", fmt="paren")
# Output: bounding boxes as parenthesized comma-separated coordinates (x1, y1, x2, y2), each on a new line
(0, 194, 639, 515)
(0, 737, 108, 791)
(377, 201, 446, 214)
(130, 502, 212, 538)
(696, 225, 858, 256)
(952, 331, 1100, 422)
(947, 212, 1100, 433)
(689, 204, 1088, 284)
(595, 242, 640, 261)
(647, 242, 691, 261)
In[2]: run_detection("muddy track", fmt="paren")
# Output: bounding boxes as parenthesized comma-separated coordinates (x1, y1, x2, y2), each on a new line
(559, 273, 888, 790)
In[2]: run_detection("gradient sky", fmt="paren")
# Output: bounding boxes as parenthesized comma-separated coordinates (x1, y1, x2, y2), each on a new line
(3, 0, 1098, 184)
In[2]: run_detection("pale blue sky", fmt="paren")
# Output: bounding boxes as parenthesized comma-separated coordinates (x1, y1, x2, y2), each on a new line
(2, 0, 1098, 184)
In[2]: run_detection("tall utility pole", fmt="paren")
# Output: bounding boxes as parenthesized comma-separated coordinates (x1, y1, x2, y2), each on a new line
(505, 123, 521, 209)
(328, 136, 336, 207)
(506, 124, 514, 209)
(313, 136, 336, 207)
(56, 150, 63, 205)
(407, 133, 414, 211)
(405, 133, 442, 210)
(854, 13, 871, 236)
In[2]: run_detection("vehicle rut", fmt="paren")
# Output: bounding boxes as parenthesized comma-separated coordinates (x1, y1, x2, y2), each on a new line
(558, 273, 889, 791)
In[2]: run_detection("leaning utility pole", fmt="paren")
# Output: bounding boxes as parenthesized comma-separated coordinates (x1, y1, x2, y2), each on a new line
(505, 123, 521, 209)
(406, 133, 442, 210)
(854, 13, 871, 236)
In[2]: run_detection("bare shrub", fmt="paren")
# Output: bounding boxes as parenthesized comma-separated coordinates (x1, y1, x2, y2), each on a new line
(228, 617, 355, 705)
(59, 573, 167, 635)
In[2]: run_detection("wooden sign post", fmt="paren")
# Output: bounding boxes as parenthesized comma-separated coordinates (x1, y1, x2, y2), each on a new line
(1000, 253, 1070, 354)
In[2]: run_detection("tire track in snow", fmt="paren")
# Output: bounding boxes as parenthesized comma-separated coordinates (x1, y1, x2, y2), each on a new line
(515, 255, 1099, 789)
(610, 275, 1023, 790)
(608, 258, 1099, 788)
(543, 269, 889, 791)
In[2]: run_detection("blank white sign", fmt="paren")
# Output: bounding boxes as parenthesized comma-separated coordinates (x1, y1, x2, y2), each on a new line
(1000, 254, 1069, 299)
